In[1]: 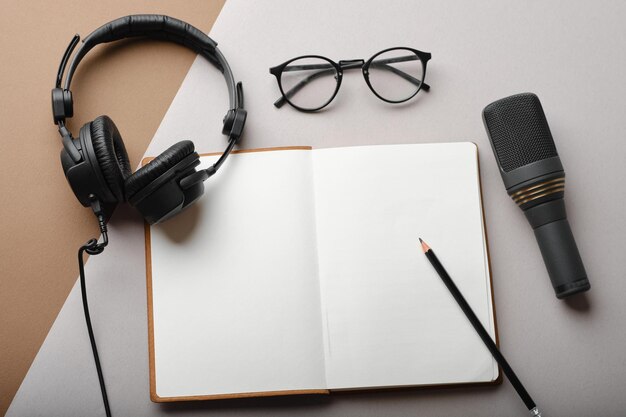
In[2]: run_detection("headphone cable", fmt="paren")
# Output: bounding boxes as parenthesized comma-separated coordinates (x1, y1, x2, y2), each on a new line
(77, 214, 112, 417)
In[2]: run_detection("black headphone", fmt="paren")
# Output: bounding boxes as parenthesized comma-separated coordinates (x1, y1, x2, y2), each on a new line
(52, 15, 247, 224)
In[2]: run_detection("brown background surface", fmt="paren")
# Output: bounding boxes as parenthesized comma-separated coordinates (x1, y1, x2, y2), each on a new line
(0, 1, 224, 414)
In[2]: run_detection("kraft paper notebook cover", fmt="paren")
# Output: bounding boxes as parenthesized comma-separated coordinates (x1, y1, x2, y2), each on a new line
(144, 143, 499, 402)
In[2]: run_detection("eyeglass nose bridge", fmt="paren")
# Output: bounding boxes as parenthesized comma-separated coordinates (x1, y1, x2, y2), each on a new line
(338, 59, 365, 70)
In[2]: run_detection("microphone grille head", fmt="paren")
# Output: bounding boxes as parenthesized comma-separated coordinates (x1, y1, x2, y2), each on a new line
(483, 93, 558, 172)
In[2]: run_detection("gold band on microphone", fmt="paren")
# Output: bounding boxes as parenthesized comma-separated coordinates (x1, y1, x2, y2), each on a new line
(510, 177, 565, 205)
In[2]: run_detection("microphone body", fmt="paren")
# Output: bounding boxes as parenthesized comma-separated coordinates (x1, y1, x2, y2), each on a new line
(483, 93, 590, 299)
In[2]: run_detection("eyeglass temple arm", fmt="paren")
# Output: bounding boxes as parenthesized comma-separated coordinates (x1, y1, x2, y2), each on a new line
(368, 55, 430, 91)
(368, 62, 431, 91)
(281, 63, 336, 72)
(273, 56, 430, 108)
(274, 66, 337, 108)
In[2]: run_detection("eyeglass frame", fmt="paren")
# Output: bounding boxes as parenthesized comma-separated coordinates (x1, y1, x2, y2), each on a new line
(269, 47, 431, 112)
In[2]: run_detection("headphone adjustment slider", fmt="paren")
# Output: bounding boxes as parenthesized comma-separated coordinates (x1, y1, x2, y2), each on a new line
(51, 87, 74, 123)
(58, 124, 82, 163)
(229, 109, 247, 142)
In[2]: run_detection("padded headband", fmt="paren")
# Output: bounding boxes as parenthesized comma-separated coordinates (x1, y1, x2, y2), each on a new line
(57, 14, 239, 110)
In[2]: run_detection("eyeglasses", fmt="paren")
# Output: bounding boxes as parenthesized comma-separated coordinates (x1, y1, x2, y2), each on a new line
(269, 47, 431, 112)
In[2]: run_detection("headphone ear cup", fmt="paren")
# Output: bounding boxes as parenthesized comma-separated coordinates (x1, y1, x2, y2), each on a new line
(124, 140, 200, 224)
(124, 140, 195, 201)
(89, 115, 132, 202)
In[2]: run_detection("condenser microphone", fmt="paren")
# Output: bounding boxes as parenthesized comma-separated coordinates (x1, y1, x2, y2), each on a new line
(482, 92, 590, 299)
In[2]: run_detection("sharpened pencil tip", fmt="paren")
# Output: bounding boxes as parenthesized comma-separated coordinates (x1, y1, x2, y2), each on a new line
(419, 238, 431, 253)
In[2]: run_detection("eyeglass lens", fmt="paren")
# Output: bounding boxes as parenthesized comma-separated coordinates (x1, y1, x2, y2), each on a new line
(366, 48, 424, 102)
(279, 57, 339, 111)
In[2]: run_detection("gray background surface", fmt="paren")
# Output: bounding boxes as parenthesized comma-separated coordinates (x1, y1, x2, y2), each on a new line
(8, 1, 626, 416)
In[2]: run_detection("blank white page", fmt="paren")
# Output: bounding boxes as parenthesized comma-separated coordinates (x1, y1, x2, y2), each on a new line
(312, 143, 498, 389)
(149, 149, 327, 398)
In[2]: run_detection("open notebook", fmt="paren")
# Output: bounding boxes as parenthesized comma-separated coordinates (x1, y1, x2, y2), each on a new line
(145, 143, 498, 402)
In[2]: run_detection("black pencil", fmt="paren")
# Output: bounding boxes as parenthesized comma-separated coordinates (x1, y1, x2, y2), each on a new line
(419, 238, 542, 417)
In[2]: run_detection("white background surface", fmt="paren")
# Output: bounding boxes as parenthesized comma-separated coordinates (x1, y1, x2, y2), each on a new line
(8, 0, 626, 416)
